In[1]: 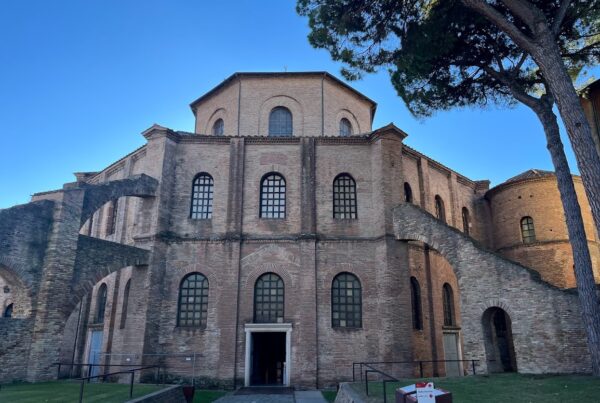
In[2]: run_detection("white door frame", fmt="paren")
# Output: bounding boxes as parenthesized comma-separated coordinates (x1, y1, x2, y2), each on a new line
(244, 323, 292, 387)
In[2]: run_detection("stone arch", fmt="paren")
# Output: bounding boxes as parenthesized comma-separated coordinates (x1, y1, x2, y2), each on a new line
(0, 264, 33, 318)
(258, 95, 304, 137)
(335, 109, 361, 135)
(205, 108, 228, 135)
(393, 201, 591, 374)
(244, 264, 295, 290)
(80, 174, 158, 227)
(482, 306, 517, 373)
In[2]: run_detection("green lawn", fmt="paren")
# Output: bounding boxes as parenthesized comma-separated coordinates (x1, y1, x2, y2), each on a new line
(0, 381, 228, 403)
(354, 373, 600, 403)
(321, 390, 337, 402)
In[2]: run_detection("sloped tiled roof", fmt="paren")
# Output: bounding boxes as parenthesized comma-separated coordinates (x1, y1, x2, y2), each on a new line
(503, 169, 555, 185)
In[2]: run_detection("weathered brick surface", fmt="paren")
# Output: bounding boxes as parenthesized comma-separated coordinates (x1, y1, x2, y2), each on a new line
(1, 73, 598, 389)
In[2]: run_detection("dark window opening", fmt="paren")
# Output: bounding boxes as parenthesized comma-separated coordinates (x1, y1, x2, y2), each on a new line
(404, 182, 413, 203)
(212, 118, 224, 135)
(269, 107, 293, 137)
(333, 174, 357, 219)
(96, 284, 107, 324)
(435, 195, 446, 223)
(3, 303, 13, 318)
(119, 280, 131, 329)
(520, 216, 536, 243)
(339, 118, 353, 136)
(332, 273, 362, 328)
(177, 273, 209, 328)
(410, 277, 423, 330)
(462, 207, 470, 235)
(105, 199, 119, 236)
(254, 273, 284, 323)
(260, 173, 286, 219)
(443, 283, 455, 326)
(190, 173, 214, 219)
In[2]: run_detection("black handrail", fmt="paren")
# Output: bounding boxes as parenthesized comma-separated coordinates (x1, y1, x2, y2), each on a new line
(74, 365, 161, 403)
(352, 359, 479, 382)
(52, 362, 153, 380)
(363, 364, 399, 403)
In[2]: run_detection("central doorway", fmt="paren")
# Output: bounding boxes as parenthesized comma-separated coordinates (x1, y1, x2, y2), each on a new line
(251, 332, 286, 385)
(244, 323, 292, 387)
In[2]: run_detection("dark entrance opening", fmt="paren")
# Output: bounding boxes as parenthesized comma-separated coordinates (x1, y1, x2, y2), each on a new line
(482, 307, 517, 373)
(251, 332, 286, 386)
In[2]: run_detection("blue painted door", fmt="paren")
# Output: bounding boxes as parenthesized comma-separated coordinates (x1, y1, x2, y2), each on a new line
(88, 330, 103, 378)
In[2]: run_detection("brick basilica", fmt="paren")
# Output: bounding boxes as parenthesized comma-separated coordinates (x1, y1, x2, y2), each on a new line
(1, 72, 599, 388)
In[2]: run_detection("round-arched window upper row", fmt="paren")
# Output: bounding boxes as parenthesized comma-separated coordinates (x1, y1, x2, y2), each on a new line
(210, 107, 355, 137)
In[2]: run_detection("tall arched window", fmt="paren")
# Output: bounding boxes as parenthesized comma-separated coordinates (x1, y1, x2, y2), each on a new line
(254, 273, 284, 323)
(3, 303, 13, 318)
(119, 280, 131, 329)
(212, 118, 224, 135)
(333, 174, 357, 219)
(520, 216, 536, 243)
(105, 199, 119, 235)
(339, 118, 353, 137)
(442, 283, 455, 326)
(177, 273, 209, 328)
(269, 107, 293, 137)
(96, 283, 107, 324)
(435, 195, 446, 223)
(410, 277, 423, 330)
(332, 273, 362, 328)
(462, 207, 471, 235)
(190, 173, 214, 219)
(404, 182, 413, 203)
(260, 173, 286, 218)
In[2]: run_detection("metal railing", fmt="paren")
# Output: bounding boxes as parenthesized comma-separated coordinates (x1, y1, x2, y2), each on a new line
(74, 365, 161, 403)
(353, 359, 480, 403)
(53, 362, 164, 382)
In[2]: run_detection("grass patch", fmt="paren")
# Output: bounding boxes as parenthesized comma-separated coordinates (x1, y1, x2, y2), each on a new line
(321, 390, 337, 402)
(355, 373, 600, 403)
(0, 380, 162, 402)
(0, 381, 228, 403)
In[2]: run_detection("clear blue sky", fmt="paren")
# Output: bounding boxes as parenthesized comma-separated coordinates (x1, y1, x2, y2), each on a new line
(0, 0, 591, 208)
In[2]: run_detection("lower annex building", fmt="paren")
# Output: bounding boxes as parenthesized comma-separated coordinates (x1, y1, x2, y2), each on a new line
(1, 72, 599, 388)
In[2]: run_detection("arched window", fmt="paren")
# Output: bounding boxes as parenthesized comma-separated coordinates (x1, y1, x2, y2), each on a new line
(260, 173, 286, 219)
(410, 277, 423, 330)
(254, 273, 284, 323)
(190, 173, 214, 219)
(269, 107, 293, 137)
(177, 273, 209, 328)
(339, 118, 353, 137)
(3, 303, 13, 318)
(96, 283, 107, 324)
(106, 199, 119, 235)
(520, 216, 536, 243)
(212, 118, 224, 135)
(462, 207, 470, 235)
(404, 182, 413, 203)
(442, 283, 455, 326)
(332, 273, 362, 328)
(333, 174, 357, 219)
(119, 280, 131, 329)
(435, 195, 446, 223)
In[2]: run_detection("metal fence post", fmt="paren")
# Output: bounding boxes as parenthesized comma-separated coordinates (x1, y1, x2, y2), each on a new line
(56, 364, 61, 380)
(419, 361, 424, 378)
(79, 380, 85, 403)
(129, 370, 134, 398)
(472, 360, 476, 375)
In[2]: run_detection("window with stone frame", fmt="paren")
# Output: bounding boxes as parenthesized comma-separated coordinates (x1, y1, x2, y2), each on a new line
(410, 277, 423, 330)
(177, 273, 209, 328)
(190, 173, 214, 219)
(333, 173, 357, 219)
(520, 216, 536, 243)
(442, 283, 455, 326)
(339, 118, 353, 136)
(254, 273, 284, 323)
(404, 182, 413, 203)
(462, 207, 471, 235)
(96, 283, 107, 323)
(212, 118, 224, 135)
(260, 173, 286, 219)
(105, 199, 119, 236)
(332, 272, 362, 328)
(435, 195, 446, 223)
(269, 106, 293, 136)
(119, 280, 131, 329)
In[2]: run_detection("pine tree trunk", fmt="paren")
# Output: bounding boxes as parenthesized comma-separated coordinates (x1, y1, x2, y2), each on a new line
(531, 31, 600, 238)
(535, 104, 600, 376)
